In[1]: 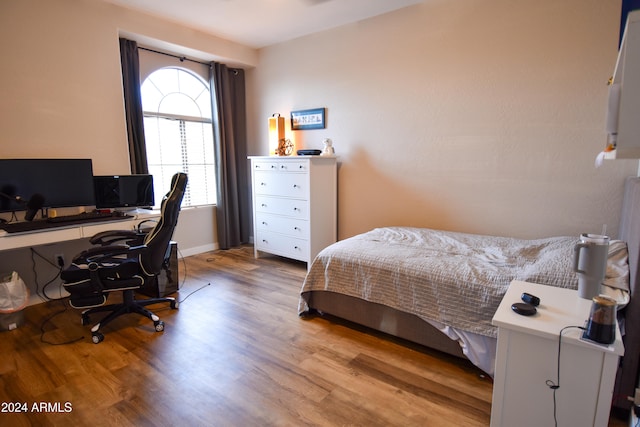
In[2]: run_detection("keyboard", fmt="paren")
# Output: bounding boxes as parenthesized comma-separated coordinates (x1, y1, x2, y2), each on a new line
(47, 211, 117, 223)
(0, 212, 132, 234)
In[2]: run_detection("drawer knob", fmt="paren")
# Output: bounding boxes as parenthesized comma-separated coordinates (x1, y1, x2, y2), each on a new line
(299, 165, 303, 169)
(294, 246, 300, 250)
(261, 203, 267, 207)
(293, 184, 298, 188)
(261, 182, 267, 186)
(262, 221, 268, 225)
(293, 207, 299, 211)
(270, 165, 276, 169)
(294, 226, 299, 231)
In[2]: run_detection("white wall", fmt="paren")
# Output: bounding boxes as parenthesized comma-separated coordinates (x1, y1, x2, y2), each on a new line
(249, 0, 639, 240)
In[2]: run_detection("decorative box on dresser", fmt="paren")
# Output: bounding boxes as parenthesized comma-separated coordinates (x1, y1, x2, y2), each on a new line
(490, 280, 624, 427)
(248, 156, 337, 268)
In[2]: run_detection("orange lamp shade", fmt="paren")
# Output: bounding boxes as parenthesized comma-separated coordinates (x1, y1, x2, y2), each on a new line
(268, 114, 285, 155)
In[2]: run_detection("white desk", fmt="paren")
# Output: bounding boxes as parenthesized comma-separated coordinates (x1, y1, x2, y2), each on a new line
(490, 281, 624, 427)
(0, 210, 160, 252)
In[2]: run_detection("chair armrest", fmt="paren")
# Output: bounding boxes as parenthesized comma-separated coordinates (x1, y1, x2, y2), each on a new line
(90, 230, 146, 246)
(77, 244, 147, 264)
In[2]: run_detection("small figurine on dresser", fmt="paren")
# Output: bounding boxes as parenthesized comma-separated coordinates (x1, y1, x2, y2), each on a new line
(321, 138, 334, 156)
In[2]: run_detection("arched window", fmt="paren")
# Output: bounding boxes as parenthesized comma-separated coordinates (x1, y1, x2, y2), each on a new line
(141, 67, 216, 208)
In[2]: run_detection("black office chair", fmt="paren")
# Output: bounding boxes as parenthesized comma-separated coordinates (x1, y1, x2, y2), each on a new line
(61, 172, 188, 343)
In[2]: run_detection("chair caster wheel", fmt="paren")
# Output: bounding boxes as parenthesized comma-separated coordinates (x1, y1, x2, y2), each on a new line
(170, 300, 178, 309)
(154, 320, 165, 332)
(92, 332, 104, 344)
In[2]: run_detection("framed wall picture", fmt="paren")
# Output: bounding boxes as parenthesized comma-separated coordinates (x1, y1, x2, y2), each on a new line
(291, 108, 325, 130)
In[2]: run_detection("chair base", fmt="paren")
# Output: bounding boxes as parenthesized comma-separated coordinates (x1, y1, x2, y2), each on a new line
(81, 288, 178, 343)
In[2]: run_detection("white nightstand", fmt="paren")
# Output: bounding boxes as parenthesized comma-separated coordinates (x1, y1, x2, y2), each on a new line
(490, 280, 624, 427)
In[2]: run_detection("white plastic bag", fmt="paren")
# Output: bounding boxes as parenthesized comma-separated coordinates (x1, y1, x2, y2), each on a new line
(0, 271, 29, 313)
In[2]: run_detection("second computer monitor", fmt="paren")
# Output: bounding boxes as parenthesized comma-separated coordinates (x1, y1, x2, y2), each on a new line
(93, 175, 154, 209)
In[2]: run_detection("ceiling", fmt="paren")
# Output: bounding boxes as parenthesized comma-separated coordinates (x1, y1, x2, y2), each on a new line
(104, 0, 423, 49)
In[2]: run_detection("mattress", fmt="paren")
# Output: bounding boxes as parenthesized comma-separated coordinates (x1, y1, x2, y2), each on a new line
(299, 227, 630, 375)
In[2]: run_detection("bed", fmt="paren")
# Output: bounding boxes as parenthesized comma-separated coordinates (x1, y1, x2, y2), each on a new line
(299, 177, 640, 410)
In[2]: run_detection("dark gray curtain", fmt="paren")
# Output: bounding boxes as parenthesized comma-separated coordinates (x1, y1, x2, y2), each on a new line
(210, 63, 250, 249)
(119, 38, 148, 174)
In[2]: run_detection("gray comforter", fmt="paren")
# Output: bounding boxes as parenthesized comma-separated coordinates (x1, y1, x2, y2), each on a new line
(299, 227, 629, 338)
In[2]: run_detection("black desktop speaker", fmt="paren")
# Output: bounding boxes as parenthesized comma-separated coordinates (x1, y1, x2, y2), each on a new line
(138, 241, 179, 297)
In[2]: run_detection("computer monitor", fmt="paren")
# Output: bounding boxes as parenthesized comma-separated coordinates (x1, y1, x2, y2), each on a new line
(0, 159, 95, 213)
(93, 175, 154, 209)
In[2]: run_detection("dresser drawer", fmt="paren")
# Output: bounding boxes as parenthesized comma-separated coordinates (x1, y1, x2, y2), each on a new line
(255, 231, 308, 261)
(255, 213, 308, 238)
(254, 171, 309, 199)
(252, 160, 309, 173)
(275, 161, 308, 172)
(252, 161, 280, 172)
(255, 195, 308, 219)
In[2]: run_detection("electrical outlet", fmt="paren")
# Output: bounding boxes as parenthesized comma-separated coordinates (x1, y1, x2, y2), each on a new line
(55, 254, 65, 268)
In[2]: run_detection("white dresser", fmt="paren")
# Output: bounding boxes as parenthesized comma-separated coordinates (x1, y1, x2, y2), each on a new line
(248, 156, 337, 267)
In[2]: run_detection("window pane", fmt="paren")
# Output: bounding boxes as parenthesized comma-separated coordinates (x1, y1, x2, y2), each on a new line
(140, 82, 163, 112)
(179, 72, 206, 100)
(184, 121, 215, 164)
(150, 69, 179, 95)
(183, 163, 216, 205)
(143, 117, 161, 163)
(141, 67, 216, 209)
(159, 93, 201, 118)
(179, 72, 211, 119)
(144, 117, 181, 164)
(195, 91, 212, 119)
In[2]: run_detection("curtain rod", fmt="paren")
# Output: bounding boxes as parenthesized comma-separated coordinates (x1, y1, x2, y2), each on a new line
(138, 46, 211, 67)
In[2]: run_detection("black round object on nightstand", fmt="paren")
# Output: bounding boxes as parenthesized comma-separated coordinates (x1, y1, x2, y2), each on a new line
(511, 302, 537, 316)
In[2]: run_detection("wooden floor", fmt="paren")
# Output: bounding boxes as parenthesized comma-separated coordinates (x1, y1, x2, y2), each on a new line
(0, 246, 629, 426)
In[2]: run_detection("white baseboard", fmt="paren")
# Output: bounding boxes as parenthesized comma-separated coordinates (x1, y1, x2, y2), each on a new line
(177, 243, 218, 258)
